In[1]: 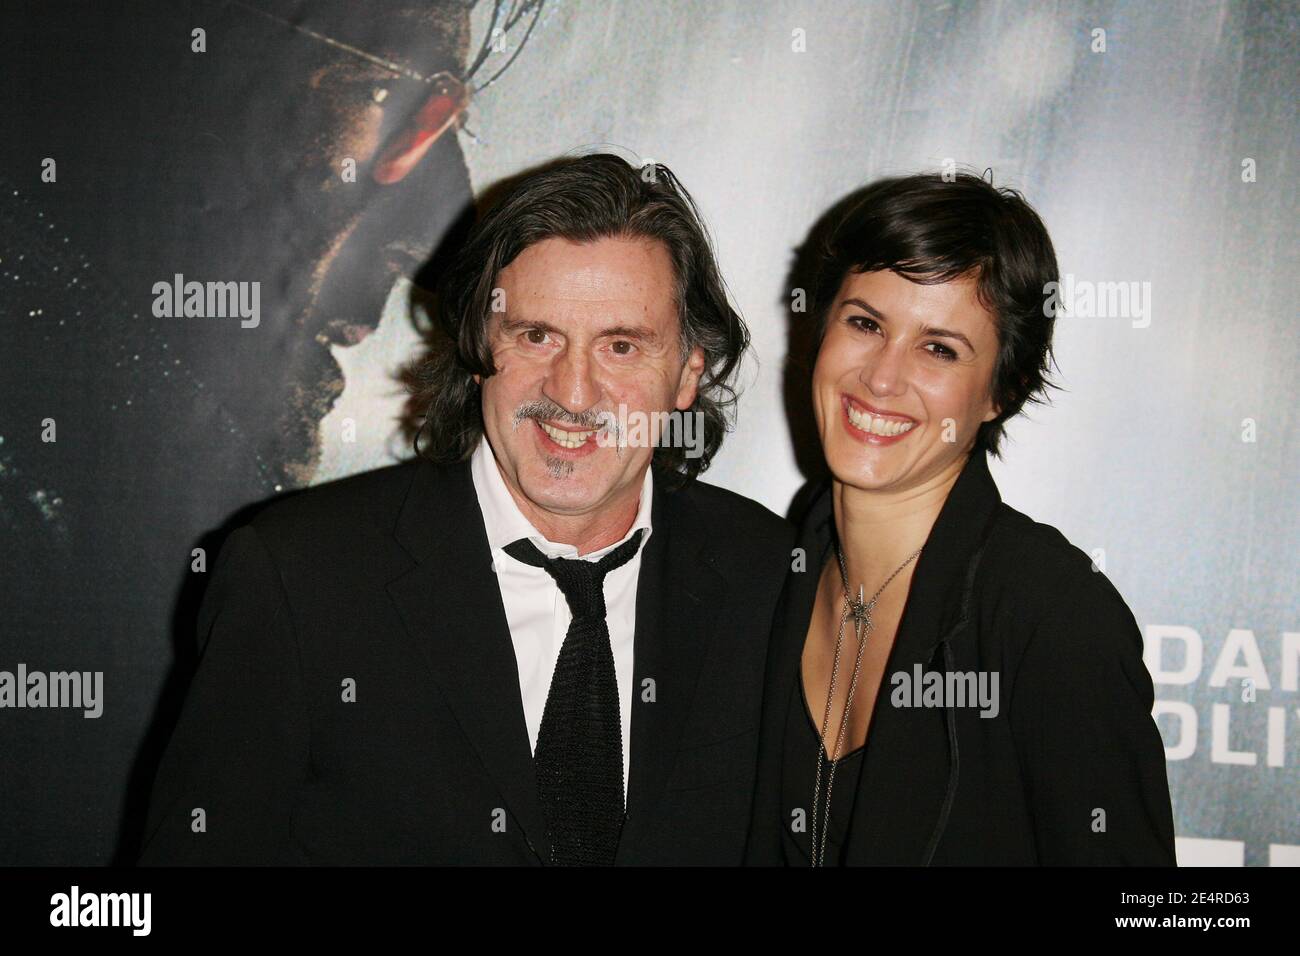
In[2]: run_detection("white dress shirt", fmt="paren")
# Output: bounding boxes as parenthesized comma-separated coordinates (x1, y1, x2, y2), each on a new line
(469, 436, 653, 800)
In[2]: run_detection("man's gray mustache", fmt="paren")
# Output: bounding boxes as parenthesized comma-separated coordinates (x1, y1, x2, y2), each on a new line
(511, 400, 617, 434)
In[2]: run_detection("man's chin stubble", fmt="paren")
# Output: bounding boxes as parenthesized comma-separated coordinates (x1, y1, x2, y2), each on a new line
(543, 456, 575, 480)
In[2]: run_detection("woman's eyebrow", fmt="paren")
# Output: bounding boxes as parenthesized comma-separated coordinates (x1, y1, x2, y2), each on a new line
(842, 298, 975, 351)
(841, 297, 886, 321)
(921, 325, 974, 350)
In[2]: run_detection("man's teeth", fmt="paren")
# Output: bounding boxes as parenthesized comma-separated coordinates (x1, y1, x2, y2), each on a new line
(846, 403, 916, 437)
(539, 421, 596, 448)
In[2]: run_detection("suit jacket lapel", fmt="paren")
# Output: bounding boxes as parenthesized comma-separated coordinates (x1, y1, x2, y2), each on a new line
(385, 459, 551, 863)
(617, 473, 725, 862)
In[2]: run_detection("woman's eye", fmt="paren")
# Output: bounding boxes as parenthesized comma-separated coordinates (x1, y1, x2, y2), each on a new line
(926, 342, 958, 361)
(847, 315, 880, 334)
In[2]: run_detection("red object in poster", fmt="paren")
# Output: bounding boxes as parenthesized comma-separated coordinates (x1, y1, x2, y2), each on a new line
(372, 73, 469, 185)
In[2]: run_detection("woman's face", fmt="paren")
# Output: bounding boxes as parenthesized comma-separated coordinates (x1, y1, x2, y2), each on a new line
(812, 269, 1001, 494)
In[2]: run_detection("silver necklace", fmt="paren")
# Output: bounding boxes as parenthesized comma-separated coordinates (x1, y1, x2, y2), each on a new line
(809, 540, 923, 867)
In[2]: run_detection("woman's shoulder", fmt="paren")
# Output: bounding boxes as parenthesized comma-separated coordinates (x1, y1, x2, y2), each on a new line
(973, 505, 1151, 711)
(980, 506, 1159, 773)
(978, 502, 1139, 634)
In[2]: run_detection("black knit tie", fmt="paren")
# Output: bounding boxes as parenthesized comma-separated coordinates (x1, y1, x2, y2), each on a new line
(503, 528, 646, 866)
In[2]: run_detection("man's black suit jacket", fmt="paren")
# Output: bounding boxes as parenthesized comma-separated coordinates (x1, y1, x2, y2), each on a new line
(138, 456, 794, 865)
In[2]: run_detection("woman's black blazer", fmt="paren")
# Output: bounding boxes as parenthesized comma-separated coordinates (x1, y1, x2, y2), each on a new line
(745, 449, 1177, 865)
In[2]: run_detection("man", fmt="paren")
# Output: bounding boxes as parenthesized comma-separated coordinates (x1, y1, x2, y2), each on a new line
(138, 153, 794, 865)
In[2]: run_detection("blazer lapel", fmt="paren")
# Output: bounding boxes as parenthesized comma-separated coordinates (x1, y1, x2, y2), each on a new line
(385, 459, 551, 863)
(776, 453, 1002, 865)
(842, 449, 1003, 864)
(616, 474, 725, 862)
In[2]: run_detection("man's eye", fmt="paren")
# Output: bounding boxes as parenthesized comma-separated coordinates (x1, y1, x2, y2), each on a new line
(610, 340, 636, 355)
(523, 329, 550, 345)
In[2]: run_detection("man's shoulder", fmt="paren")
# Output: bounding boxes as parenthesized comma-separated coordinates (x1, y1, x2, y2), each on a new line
(664, 472, 795, 553)
(245, 457, 435, 551)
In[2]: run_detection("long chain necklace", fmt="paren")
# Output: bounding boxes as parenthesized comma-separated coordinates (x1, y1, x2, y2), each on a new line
(808, 540, 923, 867)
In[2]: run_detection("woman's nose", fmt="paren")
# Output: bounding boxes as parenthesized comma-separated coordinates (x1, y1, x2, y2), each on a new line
(860, 344, 908, 397)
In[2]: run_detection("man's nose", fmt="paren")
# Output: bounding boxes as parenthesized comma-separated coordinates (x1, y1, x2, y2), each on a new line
(542, 344, 599, 414)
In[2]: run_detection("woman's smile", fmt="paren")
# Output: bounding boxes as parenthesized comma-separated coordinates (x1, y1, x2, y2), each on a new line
(841, 394, 919, 445)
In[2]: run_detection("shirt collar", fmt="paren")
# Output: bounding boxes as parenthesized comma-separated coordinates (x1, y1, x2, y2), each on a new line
(469, 436, 654, 561)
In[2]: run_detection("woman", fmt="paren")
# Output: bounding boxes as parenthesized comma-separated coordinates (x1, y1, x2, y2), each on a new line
(746, 172, 1177, 865)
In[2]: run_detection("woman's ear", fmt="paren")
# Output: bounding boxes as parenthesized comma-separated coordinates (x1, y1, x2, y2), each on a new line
(982, 374, 1007, 423)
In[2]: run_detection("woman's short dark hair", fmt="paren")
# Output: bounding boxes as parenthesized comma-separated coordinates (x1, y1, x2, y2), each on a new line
(409, 152, 748, 486)
(809, 170, 1060, 457)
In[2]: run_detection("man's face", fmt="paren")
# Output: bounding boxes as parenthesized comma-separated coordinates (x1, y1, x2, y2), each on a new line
(813, 269, 1001, 494)
(479, 236, 705, 520)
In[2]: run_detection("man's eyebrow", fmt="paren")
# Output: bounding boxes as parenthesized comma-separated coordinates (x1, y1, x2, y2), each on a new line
(841, 297, 975, 351)
(497, 317, 659, 341)
(600, 325, 658, 342)
(498, 316, 563, 336)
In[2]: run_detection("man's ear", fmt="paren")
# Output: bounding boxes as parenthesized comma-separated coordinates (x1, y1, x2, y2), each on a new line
(675, 346, 706, 410)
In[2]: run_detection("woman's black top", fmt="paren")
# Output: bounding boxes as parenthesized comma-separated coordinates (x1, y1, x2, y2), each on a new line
(745, 450, 1178, 866)
(781, 662, 867, 865)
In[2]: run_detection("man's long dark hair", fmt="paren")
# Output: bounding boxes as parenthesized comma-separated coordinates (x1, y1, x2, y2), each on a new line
(408, 152, 749, 486)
